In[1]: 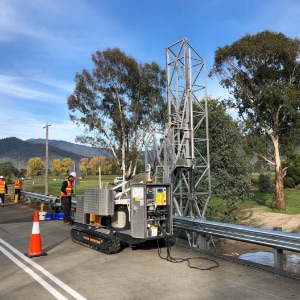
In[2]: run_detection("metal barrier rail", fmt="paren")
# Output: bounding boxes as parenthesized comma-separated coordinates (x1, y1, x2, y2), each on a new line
(173, 215, 300, 252)
(22, 191, 55, 203)
(22, 191, 76, 207)
(21, 191, 300, 263)
(22, 191, 300, 252)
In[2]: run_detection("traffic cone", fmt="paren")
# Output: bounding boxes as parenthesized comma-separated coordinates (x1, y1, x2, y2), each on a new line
(25, 211, 47, 258)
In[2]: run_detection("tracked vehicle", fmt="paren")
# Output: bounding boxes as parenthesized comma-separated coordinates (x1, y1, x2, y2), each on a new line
(71, 38, 211, 254)
(71, 182, 172, 254)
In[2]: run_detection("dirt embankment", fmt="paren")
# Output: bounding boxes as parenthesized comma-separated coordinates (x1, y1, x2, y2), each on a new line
(214, 208, 300, 256)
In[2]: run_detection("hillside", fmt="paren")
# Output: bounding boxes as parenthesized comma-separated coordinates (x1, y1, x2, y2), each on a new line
(0, 137, 85, 169)
(26, 138, 110, 158)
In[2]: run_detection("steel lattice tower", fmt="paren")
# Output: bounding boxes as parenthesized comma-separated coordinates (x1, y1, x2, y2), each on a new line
(145, 38, 211, 219)
(164, 38, 211, 218)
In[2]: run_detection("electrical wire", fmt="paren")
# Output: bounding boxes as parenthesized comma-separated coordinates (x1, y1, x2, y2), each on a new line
(174, 231, 300, 281)
(156, 229, 219, 271)
(201, 247, 300, 281)
(156, 228, 300, 280)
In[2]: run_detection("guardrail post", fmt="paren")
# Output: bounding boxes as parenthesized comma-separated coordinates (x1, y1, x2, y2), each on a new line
(273, 227, 283, 270)
(198, 234, 209, 250)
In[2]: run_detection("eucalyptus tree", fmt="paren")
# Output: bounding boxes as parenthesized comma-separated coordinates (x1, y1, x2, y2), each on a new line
(0, 162, 18, 177)
(209, 31, 300, 211)
(199, 99, 252, 222)
(68, 48, 166, 179)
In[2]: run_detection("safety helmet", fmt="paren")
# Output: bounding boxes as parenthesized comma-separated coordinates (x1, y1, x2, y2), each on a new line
(20, 177, 24, 181)
(0, 176, 3, 179)
(146, 178, 153, 183)
(70, 172, 77, 178)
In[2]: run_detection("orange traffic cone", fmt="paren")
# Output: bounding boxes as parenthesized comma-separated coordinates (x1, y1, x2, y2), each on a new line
(25, 211, 47, 258)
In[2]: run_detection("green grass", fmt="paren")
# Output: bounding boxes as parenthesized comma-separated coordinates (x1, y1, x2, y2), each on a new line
(10, 174, 300, 215)
(283, 189, 300, 214)
(18, 178, 114, 197)
(12, 174, 146, 197)
(209, 189, 300, 215)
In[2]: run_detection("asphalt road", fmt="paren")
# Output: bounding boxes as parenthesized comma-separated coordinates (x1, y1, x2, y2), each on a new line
(1, 201, 300, 300)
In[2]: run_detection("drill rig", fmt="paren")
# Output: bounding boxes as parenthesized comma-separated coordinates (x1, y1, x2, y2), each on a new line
(71, 180, 172, 254)
(71, 38, 211, 253)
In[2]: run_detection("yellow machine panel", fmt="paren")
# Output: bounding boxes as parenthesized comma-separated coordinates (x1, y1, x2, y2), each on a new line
(155, 187, 167, 205)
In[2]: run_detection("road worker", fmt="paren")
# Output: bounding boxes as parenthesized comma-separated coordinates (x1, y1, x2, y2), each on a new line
(0, 176, 8, 207)
(14, 177, 24, 202)
(60, 172, 77, 225)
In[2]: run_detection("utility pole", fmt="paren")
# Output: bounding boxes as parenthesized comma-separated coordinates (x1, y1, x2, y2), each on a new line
(43, 122, 51, 195)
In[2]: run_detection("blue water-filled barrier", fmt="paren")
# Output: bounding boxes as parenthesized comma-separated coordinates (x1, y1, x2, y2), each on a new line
(55, 212, 64, 220)
(45, 213, 53, 220)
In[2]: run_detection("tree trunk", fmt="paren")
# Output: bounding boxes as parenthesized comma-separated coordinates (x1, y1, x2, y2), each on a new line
(122, 138, 126, 183)
(272, 136, 285, 211)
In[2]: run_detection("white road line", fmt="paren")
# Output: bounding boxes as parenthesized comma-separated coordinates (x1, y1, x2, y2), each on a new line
(0, 238, 87, 300)
(0, 245, 68, 300)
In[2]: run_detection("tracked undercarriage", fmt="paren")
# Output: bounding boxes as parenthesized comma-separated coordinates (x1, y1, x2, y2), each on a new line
(71, 226, 121, 254)
(71, 183, 172, 254)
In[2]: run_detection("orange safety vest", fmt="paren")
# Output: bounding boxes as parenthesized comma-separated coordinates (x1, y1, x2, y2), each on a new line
(0, 179, 6, 194)
(15, 180, 23, 189)
(60, 180, 73, 197)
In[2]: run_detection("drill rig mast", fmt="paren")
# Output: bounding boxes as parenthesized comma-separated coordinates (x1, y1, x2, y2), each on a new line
(71, 38, 211, 253)
(147, 37, 211, 219)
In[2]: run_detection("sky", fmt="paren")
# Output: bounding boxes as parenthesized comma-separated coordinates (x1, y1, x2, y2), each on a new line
(0, 0, 299, 143)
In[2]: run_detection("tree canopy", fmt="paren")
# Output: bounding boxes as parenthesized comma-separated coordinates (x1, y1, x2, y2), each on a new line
(209, 30, 300, 211)
(68, 47, 167, 179)
(202, 99, 252, 222)
(0, 162, 18, 178)
(28, 157, 43, 176)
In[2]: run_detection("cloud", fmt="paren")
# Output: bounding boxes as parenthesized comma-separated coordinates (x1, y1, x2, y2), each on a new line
(0, 0, 127, 59)
(0, 106, 85, 143)
(1, 0, 299, 145)
(28, 75, 74, 93)
(0, 74, 66, 103)
(0, 0, 51, 42)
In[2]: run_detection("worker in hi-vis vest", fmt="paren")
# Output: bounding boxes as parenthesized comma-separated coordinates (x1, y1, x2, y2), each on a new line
(14, 177, 24, 201)
(60, 172, 77, 225)
(0, 176, 8, 207)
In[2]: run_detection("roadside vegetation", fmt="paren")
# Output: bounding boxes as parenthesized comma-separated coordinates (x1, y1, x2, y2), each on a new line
(2, 30, 300, 224)
(209, 189, 300, 217)
(6, 173, 300, 222)
(6, 174, 146, 197)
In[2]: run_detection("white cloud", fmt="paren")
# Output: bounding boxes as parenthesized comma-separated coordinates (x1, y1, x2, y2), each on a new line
(28, 75, 74, 93)
(0, 0, 127, 59)
(0, 109, 85, 143)
(0, 74, 67, 103)
(0, 0, 299, 144)
(0, 0, 48, 42)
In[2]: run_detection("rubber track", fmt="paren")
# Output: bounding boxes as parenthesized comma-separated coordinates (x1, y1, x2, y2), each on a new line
(71, 227, 121, 254)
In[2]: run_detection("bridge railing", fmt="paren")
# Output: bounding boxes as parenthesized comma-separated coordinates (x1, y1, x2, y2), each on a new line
(20, 191, 300, 269)
(173, 216, 300, 252)
(21, 191, 76, 209)
(173, 215, 300, 270)
(22, 191, 55, 203)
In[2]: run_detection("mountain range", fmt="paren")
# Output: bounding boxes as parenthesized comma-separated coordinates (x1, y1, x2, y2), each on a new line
(0, 137, 108, 169)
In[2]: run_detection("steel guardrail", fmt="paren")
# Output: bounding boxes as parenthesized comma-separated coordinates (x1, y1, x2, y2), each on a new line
(21, 191, 76, 207)
(173, 215, 300, 252)
(22, 191, 55, 202)
(21, 191, 300, 253)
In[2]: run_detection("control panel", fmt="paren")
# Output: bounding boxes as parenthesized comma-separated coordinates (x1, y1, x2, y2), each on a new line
(130, 183, 172, 239)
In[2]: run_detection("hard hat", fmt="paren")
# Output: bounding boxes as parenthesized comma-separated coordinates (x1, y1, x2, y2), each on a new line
(146, 178, 153, 183)
(70, 172, 77, 178)
(20, 177, 24, 181)
(0, 176, 3, 179)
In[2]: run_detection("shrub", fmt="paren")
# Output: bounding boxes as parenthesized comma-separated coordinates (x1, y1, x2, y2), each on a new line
(283, 177, 295, 188)
(258, 173, 274, 193)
